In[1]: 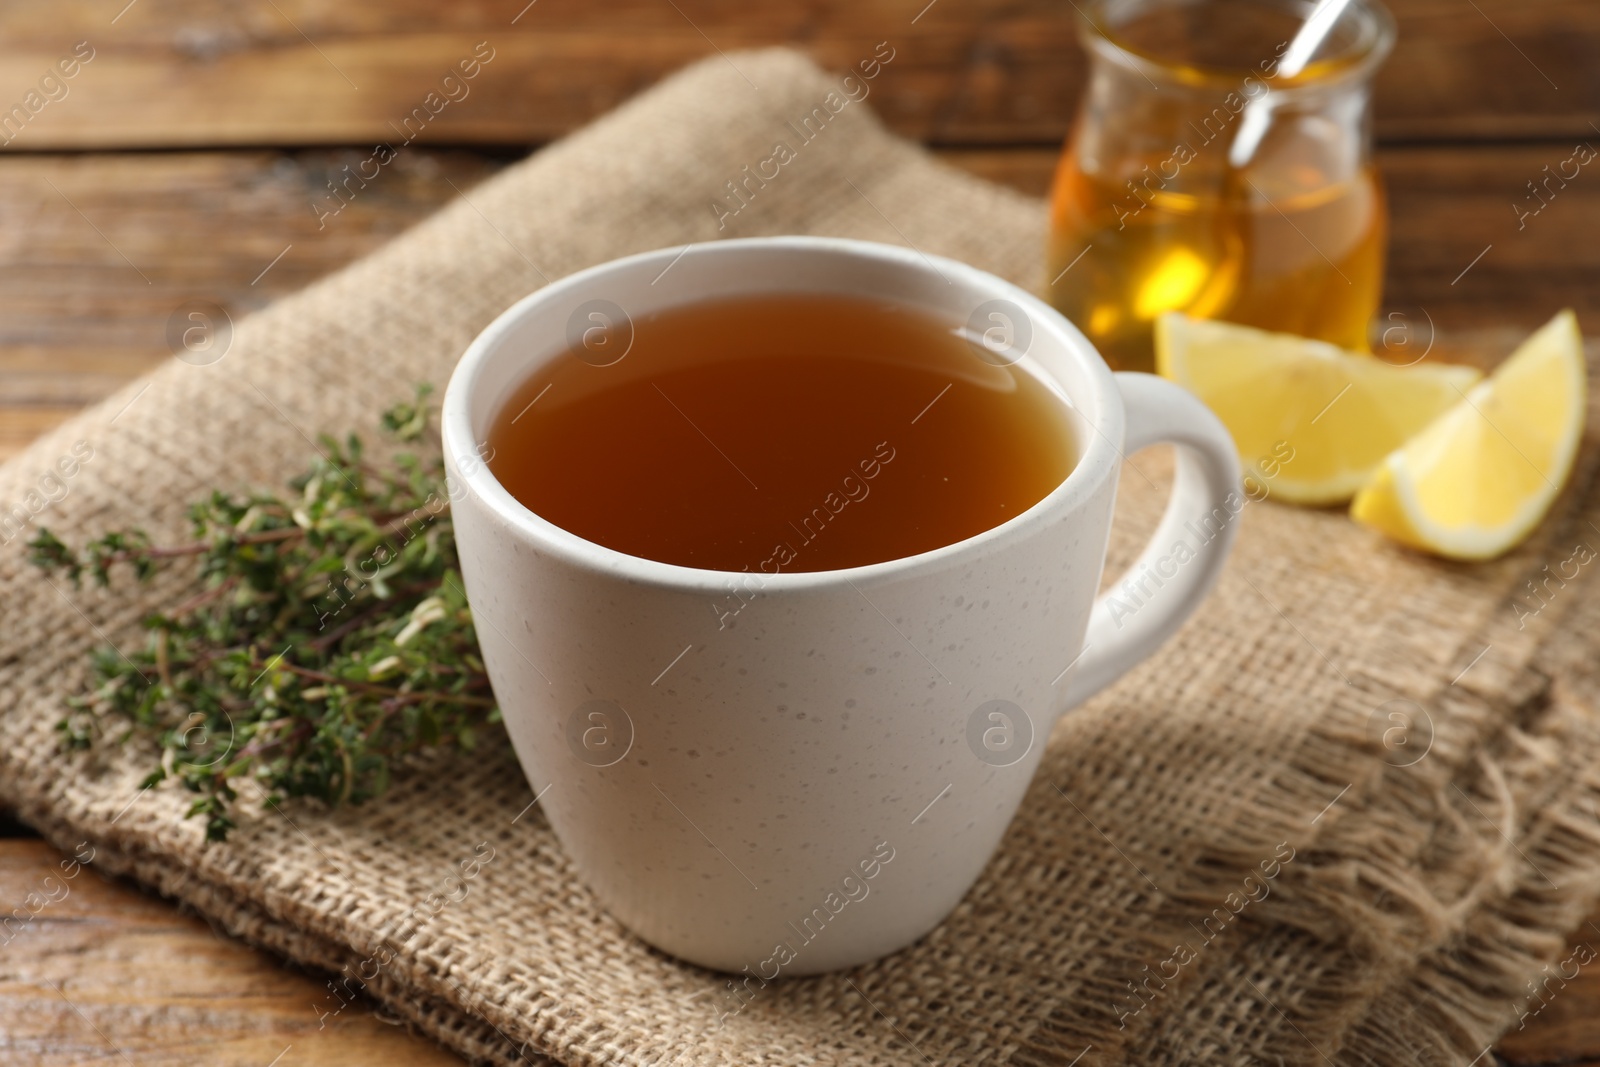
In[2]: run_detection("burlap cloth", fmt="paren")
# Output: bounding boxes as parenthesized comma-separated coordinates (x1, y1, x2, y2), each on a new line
(4, 49, 1600, 1067)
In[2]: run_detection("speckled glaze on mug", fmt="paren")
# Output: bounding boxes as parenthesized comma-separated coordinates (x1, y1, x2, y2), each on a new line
(443, 237, 1240, 975)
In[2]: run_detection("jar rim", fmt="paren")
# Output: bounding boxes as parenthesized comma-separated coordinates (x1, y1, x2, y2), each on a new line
(1078, 0, 1397, 94)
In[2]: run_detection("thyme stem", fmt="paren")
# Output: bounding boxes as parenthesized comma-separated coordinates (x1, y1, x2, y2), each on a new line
(30, 385, 499, 842)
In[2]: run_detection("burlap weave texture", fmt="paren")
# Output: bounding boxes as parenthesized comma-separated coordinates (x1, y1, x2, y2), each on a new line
(2, 49, 1599, 1067)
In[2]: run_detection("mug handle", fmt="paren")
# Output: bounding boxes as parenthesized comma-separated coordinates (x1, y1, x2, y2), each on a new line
(1058, 371, 1243, 709)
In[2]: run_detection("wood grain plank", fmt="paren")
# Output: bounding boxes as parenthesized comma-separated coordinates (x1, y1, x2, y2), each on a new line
(0, 148, 505, 462)
(2, 142, 1596, 465)
(0, 0, 1589, 151)
(0, 838, 463, 1066)
(1382, 141, 1600, 334)
(1492, 920, 1600, 1066)
(0, 407, 86, 465)
(2, 830, 1599, 1064)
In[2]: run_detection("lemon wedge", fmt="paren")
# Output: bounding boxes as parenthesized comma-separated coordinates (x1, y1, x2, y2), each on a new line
(1351, 310, 1587, 561)
(1156, 314, 1483, 505)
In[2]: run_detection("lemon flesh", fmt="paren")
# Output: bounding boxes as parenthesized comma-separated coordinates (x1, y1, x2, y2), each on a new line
(1351, 310, 1587, 561)
(1155, 314, 1482, 505)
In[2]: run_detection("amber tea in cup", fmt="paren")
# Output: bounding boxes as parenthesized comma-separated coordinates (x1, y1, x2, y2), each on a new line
(1047, 0, 1395, 371)
(445, 237, 1244, 972)
(486, 292, 1077, 572)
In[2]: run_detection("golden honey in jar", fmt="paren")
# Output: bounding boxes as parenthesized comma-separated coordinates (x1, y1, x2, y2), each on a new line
(1047, 0, 1396, 371)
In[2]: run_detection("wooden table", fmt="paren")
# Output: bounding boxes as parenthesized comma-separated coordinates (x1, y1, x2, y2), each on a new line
(2, 2, 1597, 1063)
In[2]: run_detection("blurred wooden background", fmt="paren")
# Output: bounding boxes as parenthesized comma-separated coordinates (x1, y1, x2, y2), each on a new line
(1, 1, 1598, 1063)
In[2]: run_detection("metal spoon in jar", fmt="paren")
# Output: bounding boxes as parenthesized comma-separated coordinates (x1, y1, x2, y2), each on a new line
(1228, 0, 1354, 168)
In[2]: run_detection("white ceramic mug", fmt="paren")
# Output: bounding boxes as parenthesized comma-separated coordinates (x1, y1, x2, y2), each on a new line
(443, 237, 1240, 977)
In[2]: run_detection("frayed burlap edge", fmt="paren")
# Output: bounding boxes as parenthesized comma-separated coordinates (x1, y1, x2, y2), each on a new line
(1012, 361, 1600, 1067)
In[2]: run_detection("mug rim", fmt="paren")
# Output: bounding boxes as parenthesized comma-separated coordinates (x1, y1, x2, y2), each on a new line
(441, 236, 1124, 594)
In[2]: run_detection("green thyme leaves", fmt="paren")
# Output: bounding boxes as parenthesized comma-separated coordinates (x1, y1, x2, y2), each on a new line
(29, 386, 499, 841)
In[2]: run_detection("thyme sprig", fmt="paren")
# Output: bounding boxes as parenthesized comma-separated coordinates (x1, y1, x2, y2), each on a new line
(29, 386, 498, 841)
